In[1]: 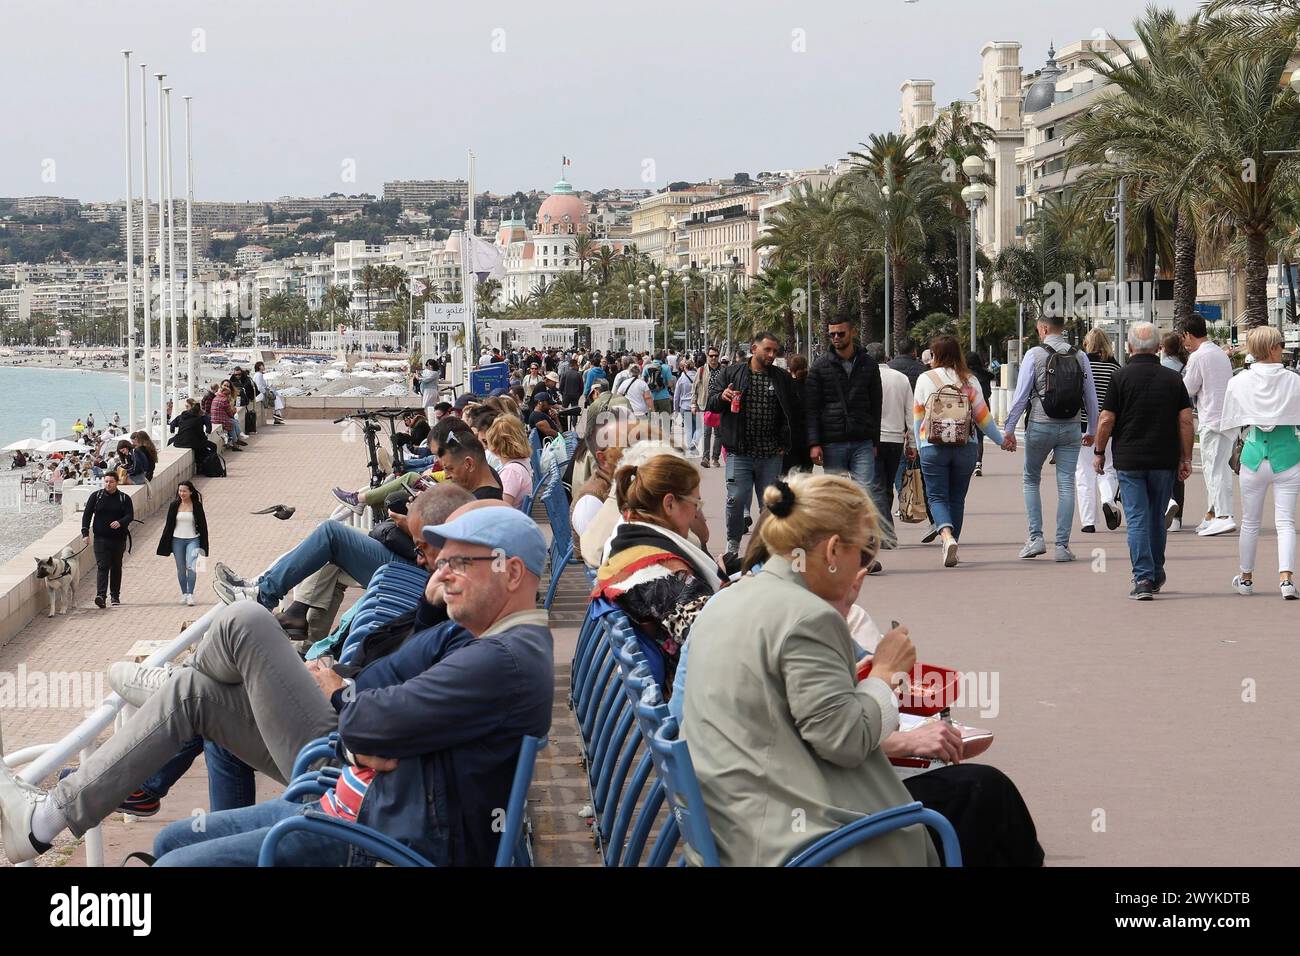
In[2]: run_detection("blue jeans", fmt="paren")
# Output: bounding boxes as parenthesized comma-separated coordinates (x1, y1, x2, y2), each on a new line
(172, 536, 201, 594)
(680, 411, 701, 451)
(919, 442, 979, 539)
(152, 797, 355, 867)
(1023, 420, 1083, 546)
(1116, 469, 1176, 585)
(141, 738, 257, 811)
(724, 452, 783, 545)
(257, 521, 412, 609)
(823, 440, 876, 494)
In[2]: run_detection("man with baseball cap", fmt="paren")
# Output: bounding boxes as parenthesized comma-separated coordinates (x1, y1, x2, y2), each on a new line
(529, 391, 560, 440)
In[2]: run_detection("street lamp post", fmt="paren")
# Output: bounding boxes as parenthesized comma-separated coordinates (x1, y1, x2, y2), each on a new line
(725, 261, 734, 359)
(881, 183, 891, 358)
(627, 283, 634, 323)
(681, 273, 690, 356)
(961, 160, 988, 354)
(661, 277, 669, 354)
(1106, 147, 1128, 365)
(592, 290, 599, 321)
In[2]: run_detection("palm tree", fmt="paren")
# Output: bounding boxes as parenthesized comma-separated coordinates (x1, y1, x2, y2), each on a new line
(592, 245, 618, 287)
(572, 235, 595, 279)
(748, 268, 800, 348)
(359, 264, 379, 332)
(845, 144, 954, 349)
(755, 181, 845, 333)
(915, 101, 997, 319)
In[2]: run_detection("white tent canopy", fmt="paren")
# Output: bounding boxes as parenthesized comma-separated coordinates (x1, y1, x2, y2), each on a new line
(38, 439, 86, 453)
(3, 438, 46, 452)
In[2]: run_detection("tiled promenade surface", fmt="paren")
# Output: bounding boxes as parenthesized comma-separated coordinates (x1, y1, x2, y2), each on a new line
(5, 423, 1299, 866)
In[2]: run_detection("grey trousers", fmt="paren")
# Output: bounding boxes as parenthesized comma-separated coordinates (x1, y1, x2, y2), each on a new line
(52, 601, 339, 836)
(293, 564, 359, 640)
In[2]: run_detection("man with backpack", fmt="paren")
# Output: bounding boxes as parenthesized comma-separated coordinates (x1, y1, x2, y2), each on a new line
(1002, 313, 1100, 562)
(644, 350, 675, 415)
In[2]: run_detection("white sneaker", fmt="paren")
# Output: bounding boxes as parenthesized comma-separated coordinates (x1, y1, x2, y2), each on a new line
(213, 578, 259, 606)
(1169, 518, 1182, 533)
(1232, 575, 1254, 596)
(1282, 580, 1298, 601)
(107, 662, 176, 708)
(1194, 517, 1213, 534)
(0, 762, 50, 863)
(180, 594, 189, 605)
(185, 593, 195, 606)
(1198, 517, 1237, 537)
(942, 539, 959, 567)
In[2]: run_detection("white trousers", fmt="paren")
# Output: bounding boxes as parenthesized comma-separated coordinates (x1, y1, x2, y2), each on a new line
(1075, 439, 1118, 528)
(1238, 459, 1300, 574)
(1200, 425, 1236, 518)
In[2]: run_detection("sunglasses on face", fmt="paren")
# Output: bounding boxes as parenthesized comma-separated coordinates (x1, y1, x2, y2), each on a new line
(828, 330, 851, 338)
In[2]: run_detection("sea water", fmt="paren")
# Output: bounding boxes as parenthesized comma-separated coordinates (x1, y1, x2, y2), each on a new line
(0, 365, 152, 448)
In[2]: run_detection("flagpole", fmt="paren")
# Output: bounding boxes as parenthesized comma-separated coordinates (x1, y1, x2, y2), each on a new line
(184, 95, 195, 398)
(155, 72, 168, 426)
(164, 86, 179, 406)
(123, 50, 136, 430)
(140, 64, 152, 433)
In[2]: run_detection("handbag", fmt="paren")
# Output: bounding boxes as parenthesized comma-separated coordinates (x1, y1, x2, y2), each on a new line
(702, 411, 721, 428)
(1229, 429, 1246, 475)
(897, 462, 927, 524)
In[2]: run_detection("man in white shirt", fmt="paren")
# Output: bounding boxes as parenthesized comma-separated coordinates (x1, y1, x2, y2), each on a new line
(666, 349, 679, 372)
(614, 365, 652, 418)
(1181, 315, 1236, 536)
(865, 342, 913, 543)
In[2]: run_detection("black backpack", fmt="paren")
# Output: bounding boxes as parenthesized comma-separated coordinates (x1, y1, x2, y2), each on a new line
(198, 448, 226, 478)
(644, 363, 665, 392)
(1036, 344, 1085, 420)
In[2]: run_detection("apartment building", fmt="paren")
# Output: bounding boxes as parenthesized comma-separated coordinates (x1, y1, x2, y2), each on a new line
(382, 179, 469, 210)
(684, 191, 769, 283)
(629, 186, 722, 267)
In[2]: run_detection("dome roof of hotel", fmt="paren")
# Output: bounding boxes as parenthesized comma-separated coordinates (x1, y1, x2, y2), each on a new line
(1024, 44, 1062, 114)
(536, 179, 588, 233)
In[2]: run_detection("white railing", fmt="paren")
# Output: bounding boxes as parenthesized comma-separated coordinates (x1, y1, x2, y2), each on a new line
(1, 603, 223, 867)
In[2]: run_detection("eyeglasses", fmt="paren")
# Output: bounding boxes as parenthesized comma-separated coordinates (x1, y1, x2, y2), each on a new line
(676, 494, 703, 510)
(432, 555, 497, 575)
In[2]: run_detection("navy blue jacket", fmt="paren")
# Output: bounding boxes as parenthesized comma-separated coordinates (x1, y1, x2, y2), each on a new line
(337, 606, 554, 866)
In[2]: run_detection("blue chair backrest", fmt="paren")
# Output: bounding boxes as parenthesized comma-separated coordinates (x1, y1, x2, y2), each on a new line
(543, 477, 572, 558)
(649, 716, 721, 867)
(495, 734, 549, 867)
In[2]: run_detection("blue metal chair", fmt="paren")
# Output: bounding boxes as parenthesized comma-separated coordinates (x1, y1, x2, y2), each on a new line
(542, 477, 580, 610)
(258, 734, 548, 867)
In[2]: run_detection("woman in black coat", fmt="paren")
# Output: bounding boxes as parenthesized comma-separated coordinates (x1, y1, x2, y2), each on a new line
(966, 352, 994, 477)
(157, 480, 209, 605)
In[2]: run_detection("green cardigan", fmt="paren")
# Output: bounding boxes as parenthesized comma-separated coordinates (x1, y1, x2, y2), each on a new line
(1241, 425, 1300, 474)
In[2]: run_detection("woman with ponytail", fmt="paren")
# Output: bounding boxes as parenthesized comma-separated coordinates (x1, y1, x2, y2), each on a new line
(591, 453, 720, 689)
(680, 471, 938, 866)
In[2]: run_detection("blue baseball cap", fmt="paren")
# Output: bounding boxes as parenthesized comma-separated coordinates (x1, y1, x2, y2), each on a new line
(422, 506, 547, 577)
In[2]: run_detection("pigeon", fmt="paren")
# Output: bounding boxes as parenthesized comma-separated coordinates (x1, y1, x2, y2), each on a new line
(251, 504, 296, 520)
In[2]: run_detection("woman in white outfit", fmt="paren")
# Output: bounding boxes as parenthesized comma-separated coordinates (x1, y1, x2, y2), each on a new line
(1076, 329, 1121, 533)
(1221, 326, 1300, 600)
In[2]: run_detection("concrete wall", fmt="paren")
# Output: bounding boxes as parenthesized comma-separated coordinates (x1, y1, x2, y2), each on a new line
(0, 403, 271, 649)
(282, 394, 428, 420)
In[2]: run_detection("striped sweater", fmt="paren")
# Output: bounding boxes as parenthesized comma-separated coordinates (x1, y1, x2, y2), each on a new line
(1085, 355, 1120, 423)
(913, 368, 1004, 448)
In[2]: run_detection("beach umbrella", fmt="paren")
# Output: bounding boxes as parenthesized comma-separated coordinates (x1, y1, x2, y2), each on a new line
(38, 439, 86, 453)
(2, 438, 46, 452)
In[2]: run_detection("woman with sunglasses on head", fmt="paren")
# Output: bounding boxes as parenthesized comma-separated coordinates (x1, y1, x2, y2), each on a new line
(591, 452, 720, 691)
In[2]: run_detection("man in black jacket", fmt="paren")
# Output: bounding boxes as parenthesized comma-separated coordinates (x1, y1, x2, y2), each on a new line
(707, 331, 795, 555)
(805, 317, 883, 495)
(81, 472, 133, 608)
(889, 338, 929, 389)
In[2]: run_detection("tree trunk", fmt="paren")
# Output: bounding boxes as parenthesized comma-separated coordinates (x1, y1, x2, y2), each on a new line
(956, 223, 966, 322)
(1142, 206, 1157, 285)
(858, 278, 870, 349)
(782, 306, 797, 352)
(1286, 257, 1297, 324)
(1243, 229, 1269, 329)
(1172, 208, 1198, 331)
(891, 257, 909, 350)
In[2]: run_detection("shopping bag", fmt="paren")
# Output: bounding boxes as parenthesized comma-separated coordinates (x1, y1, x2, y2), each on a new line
(897, 462, 926, 524)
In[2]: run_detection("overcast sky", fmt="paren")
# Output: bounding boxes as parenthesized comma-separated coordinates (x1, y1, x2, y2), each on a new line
(0, 0, 1204, 202)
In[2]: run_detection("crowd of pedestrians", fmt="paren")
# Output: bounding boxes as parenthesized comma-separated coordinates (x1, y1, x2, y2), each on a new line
(3, 318, 1295, 870)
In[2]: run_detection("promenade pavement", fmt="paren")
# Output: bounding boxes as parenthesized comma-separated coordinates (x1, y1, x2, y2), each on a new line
(5, 423, 1297, 866)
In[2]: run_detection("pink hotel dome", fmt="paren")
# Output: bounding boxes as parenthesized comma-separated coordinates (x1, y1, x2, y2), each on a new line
(536, 178, 588, 233)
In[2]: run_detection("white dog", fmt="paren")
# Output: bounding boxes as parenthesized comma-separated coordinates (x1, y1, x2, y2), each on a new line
(35, 547, 80, 617)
